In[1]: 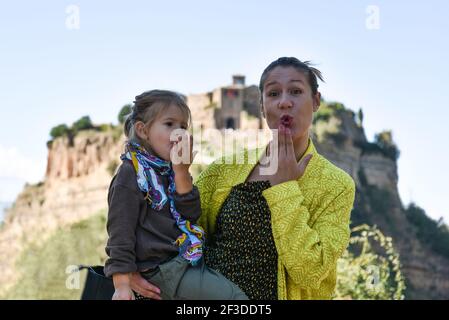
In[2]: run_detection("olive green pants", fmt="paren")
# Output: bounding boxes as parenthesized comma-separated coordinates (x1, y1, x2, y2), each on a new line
(140, 255, 248, 300)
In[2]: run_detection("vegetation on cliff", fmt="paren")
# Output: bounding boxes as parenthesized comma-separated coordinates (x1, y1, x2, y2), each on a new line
(2, 211, 108, 299)
(2, 212, 405, 300)
(313, 101, 400, 160)
(405, 203, 449, 260)
(3, 99, 447, 299)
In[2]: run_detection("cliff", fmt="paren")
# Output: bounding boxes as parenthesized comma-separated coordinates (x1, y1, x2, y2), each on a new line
(0, 128, 124, 295)
(310, 104, 449, 299)
(1, 104, 448, 299)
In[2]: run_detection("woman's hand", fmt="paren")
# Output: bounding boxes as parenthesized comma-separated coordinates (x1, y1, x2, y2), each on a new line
(269, 124, 313, 186)
(129, 271, 162, 300)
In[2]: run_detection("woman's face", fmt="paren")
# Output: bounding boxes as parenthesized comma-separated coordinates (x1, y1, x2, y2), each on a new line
(261, 66, 321, 141)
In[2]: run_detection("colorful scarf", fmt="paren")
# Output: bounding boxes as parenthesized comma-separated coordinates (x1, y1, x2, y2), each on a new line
(121, 141, 204, 265)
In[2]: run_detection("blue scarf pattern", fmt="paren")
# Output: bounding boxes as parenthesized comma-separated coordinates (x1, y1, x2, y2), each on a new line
(121, 141, 204, 265)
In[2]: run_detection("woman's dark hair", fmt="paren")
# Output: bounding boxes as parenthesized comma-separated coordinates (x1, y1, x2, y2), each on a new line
(259, 57, 325, 97)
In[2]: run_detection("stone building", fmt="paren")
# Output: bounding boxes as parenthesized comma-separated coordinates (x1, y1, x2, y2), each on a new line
(187, 75, 267, 131)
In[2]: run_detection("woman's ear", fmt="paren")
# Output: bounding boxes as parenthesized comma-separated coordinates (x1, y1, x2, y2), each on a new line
(260, 99, 266, 118)
(135, 121, 148, 140)
(312, 92, 321, 112)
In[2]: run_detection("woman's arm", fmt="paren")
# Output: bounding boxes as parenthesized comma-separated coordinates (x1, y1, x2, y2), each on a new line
(129, 272, 162, 300)
(262, 179, 355, 290)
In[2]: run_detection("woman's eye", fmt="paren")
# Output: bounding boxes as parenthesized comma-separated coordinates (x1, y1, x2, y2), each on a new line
(267, 91, 278, 97)
(291, 89, 302, 95)
(165, 122, 173, 127)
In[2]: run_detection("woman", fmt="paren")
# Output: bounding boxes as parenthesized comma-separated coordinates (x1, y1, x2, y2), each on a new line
(129, 57, 356, 300)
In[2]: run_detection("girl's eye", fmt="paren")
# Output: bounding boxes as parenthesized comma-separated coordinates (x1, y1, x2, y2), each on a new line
(165, 122, 173, 127)
(267, 91, 279, 97)
(291, 89, 303, 95)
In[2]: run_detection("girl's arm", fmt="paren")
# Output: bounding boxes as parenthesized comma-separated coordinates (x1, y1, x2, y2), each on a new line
(173, 182, 202, 223)
(112, 273, 135, 300)
(172, 133, 202, 222)
(174, 170, 193, 195)
(104, 183, 141, 278)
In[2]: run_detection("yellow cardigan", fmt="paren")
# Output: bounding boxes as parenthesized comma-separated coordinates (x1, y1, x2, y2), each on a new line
(194, 138, 356, 300)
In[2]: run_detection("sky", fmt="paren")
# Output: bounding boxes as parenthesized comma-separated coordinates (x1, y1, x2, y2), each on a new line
(1, 0, 448, 222)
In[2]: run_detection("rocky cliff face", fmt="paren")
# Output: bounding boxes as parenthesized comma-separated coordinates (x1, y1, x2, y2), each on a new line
(0, 129, 125, 295)
(311, 107, 449, 299)
(1, 110, 448, 298)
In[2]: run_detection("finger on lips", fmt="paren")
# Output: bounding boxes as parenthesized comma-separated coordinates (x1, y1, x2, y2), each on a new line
(278, 124, 285, 146)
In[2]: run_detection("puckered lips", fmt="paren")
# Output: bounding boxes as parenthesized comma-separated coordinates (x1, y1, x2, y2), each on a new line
(280, 114, 293, 128)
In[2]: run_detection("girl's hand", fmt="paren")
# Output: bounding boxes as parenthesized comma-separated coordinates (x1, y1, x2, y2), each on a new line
(171, 132, 198, 194)
(112, 285, 135, 300)
(171, 132, 197, 174)
(269, 124, 313, 186)
(129, 272, 162, 300)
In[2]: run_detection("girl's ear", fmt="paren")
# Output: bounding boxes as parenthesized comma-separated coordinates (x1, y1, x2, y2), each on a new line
(135, 121, 148, 140)
(312, 92, 321, 112)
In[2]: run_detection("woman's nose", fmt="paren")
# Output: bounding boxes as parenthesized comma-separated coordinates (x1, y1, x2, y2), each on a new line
(278, 93, 293, 109)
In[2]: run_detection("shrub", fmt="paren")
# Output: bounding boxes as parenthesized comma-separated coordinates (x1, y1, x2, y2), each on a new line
(118, 104, 132, 124)
(72, 116, 93, 132)
(107, 160, 119, 176)
(313, 104, 333, 124)
(374, 130, 400, 160)
(50, 124, 70, 139)
(312, 101, 346, 125)
(2, 212, 108, 299)
(328, 102, 346, 112)
(354, 137, 400, 161)
(335, 224, 406, 300)
(98, 124, 113, 132)
(405, 203, 449, 259)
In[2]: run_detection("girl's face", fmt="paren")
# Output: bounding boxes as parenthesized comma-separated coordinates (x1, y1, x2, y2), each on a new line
(138, 104, 188, 161)
(262, 66, 321, 142)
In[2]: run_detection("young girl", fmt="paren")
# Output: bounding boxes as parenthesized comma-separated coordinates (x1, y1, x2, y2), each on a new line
(104, 89, 247, 300)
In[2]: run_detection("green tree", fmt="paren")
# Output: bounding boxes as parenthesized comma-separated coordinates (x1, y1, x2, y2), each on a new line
(49, 124, 69, 139)
(72, 116, 93, 132)
(107, 160, 119, 176)
(357, 108, 364, 127)
(328, 102, 346, 112)
(374, 130, 400, 160)
(405, 203, 449, 259)
(375, 130, 393, 146)
(118, 104, 132, 124)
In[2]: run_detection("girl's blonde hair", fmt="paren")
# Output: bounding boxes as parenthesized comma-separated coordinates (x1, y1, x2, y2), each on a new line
(124, 90, 191, 149)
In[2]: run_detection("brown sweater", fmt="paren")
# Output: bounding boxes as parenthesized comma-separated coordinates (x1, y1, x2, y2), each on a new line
(104, 160, 201, 278)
